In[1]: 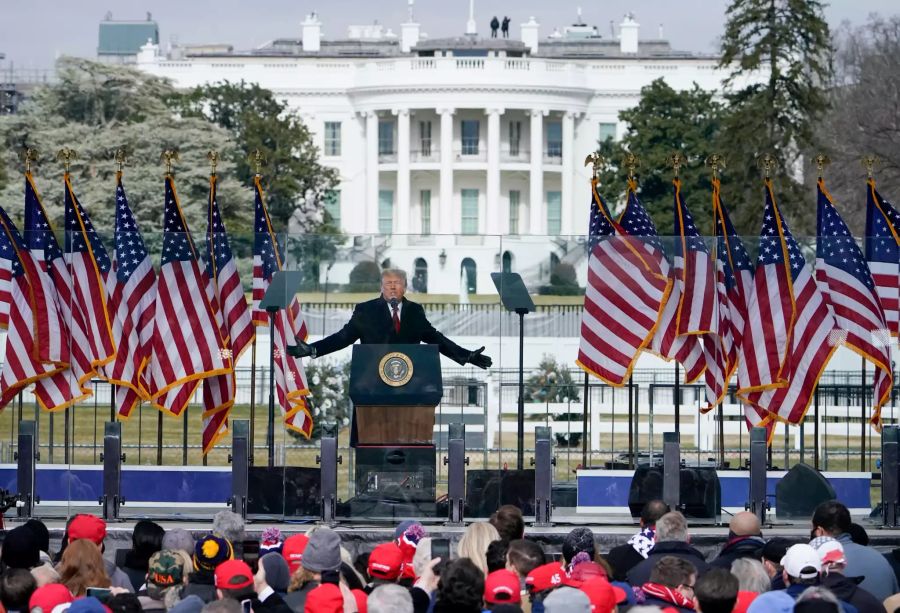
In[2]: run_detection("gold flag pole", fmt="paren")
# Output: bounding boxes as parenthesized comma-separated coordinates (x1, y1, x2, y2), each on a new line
(247, 149, 267, 454)
(583, 151, 604, 180)
(704, 153, 727, 465)
(581, 150, 606, 467)
(862, 155, 879, 181)
(666, 151, 686, 180)
(56, 147, 77, 176)
(21, 148, 39, 174)
(756, 153, 777, 180)
(813, 154, 831, 180)
(160, 149, 179, 176)
(623, 152, 641, 183)
(207, 150, 220, 177)
(114, 148, 128, 175)
(55, 147, 79, 464)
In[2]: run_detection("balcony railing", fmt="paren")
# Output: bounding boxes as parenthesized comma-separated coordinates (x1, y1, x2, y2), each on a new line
(410, 149, 440, 163)
(455, 148, 487, 162)
(378, 151, 397, 163)
(501, 149, 530, 163)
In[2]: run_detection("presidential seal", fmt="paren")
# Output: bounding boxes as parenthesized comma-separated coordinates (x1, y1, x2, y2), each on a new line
(379, 352, 413, 387)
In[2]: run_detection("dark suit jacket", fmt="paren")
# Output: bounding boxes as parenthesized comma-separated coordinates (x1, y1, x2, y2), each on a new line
(312, 296, 471, 364)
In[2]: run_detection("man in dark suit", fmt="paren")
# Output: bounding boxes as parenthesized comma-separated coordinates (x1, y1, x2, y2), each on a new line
(288, 268, 491, 446)
(287, 268, 492, 368)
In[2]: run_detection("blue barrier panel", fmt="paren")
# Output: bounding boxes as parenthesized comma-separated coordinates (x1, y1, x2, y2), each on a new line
(0, 465, 231, 506)
(576, 469, 871, 512)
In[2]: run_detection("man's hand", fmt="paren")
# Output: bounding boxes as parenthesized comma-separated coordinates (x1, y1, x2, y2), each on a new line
(414, 557, 442, 594)
(286, 338, 315, 358)
(467, 346, 492, 369)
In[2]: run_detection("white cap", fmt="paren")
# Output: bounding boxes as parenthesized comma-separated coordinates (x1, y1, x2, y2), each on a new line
(781, 544, 822, 579)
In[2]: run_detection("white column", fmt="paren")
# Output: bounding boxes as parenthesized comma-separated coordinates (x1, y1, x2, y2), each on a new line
(396, 109, 411, 235)
(438, 108, 455, 234)
(529, 109, 545, 235)
(365, 111, 379, 234)
(486, 108, 502, 235)
(560, 111, 575, 236)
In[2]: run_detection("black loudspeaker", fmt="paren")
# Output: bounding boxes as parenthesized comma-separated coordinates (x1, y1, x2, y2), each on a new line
(355, 445, 436, 502)
(775, 463, 836, 520)
(628, 466, 721, 520)
(883, 427, 899, 527)
(247, 466, 321, 517)
(465, 469, 536, 517)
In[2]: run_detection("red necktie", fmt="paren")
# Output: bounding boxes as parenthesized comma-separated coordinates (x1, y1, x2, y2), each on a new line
(392, 305, 401, 333)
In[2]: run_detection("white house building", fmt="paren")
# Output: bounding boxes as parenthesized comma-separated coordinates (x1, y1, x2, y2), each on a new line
(134, 6, 755, 296)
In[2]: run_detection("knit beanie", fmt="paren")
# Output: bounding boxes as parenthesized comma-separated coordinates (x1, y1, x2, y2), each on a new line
(1, 525, 40, 569)
(193, 534, 234, 573)
(302, 528, 342, 573)
(260, 553, 291, 593)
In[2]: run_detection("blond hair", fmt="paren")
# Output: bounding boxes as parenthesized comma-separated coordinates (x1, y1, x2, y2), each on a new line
(457, 522, 500, 576)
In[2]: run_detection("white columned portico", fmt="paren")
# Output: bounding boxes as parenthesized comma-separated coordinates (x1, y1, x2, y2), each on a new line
(438, 108, 455, 234)
(396, 108, 411, 234)
(365, 111, 379, 234)
(560, 111, 575, 236)
(529, 109, 545, 235)
(486, 108, 502, 235)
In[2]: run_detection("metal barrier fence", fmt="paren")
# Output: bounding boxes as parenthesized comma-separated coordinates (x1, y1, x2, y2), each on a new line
(2, 365, 892, 500)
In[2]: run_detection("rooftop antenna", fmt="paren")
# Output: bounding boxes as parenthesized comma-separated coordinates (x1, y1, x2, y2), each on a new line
(659, 23, 664, 38)
(609, 20, 616, 38)
(407, 0, 414, 23)
(466, 0, 477, 37)
(576, 6, 583, 25)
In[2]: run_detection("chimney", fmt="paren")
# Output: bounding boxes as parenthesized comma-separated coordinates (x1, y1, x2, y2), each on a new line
(619, 13, 639, 54)
(401, 0, 420, 53)
(302, 12, 322, 52)
(521, 16, 539, 53)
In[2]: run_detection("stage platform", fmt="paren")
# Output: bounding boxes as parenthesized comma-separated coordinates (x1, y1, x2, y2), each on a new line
(10, 512, 900, 561)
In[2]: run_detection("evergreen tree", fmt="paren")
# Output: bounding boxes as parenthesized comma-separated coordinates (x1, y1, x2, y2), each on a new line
(717, 0, 832, 235)
(174, 81, 338, 230)
(595, 78, 724, 238)
(0, 57, 245, 243)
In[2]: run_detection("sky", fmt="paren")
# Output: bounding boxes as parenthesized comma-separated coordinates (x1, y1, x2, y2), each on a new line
(0, 0, 897, 69)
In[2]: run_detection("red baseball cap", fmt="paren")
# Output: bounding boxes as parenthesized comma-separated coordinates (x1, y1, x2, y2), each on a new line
(214, 559, 254, 590)
(305, 583, 344, 613)
(282, 534, 309, 573)
(367, 542, 404, 581)
(68, 514, 107, 546)
(30, 583, 75, 613)
(525, 562, 566, 594)
(485, 569, 522, 604)
(580, 577, 628, 613)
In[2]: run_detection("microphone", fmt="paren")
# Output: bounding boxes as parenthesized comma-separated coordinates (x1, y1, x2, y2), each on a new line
(389, 297, 398, 308)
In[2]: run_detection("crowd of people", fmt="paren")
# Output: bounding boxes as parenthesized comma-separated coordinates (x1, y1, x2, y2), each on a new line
(0, 500, 899, 613)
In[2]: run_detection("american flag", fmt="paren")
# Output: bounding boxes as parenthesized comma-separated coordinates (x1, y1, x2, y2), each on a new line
(200, 175, 254, 453)
(0, 204, 66, 409)
(816, 180, 892, 429)
(64, 175, 115, 371)
(577, 178, 672, 385)
(24, 174, 93, 411)
(864, 179, 900, 339)
(673, 179, 715, 336)
(741, 181, 837, 425)
(148, 176, 229, 416)
(648, 182, 705, 383)
(102, 174, 156, 418)
(252, 176, 312, 436)
(704, 179, 754, 409)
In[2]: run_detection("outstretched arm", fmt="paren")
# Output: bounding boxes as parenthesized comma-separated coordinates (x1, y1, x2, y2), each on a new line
(420, 316, 492, 368)
(287, 304, 362, 359)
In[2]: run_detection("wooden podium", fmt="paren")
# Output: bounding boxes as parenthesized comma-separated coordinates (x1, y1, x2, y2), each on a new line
(349, 344, 443, 445)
